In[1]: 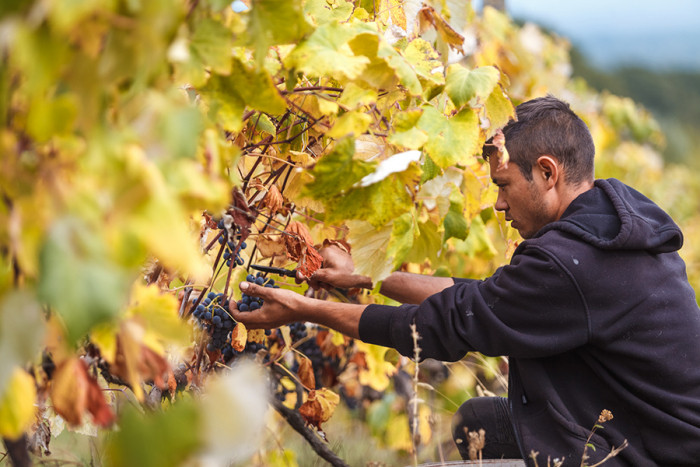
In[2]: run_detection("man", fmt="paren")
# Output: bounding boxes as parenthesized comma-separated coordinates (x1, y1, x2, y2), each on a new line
(230, 96, 700, 465)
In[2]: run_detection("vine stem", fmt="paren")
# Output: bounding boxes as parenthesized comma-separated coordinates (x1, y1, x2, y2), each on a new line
(2, 436, 30, 467)
(269, 398, 349, 467)
(281, 85, 344, 94)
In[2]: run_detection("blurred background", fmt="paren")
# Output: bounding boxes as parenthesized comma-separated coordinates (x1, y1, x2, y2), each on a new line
(477, 0, 700, 167)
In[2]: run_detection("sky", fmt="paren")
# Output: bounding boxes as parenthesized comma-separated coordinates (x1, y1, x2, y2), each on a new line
(475, 0, 700, 70)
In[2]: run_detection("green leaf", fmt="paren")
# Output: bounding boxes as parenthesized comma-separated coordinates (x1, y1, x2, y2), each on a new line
(304, 138, 376, 200)
(387, 212, 417, 268)
(159, 107, 204, 159)
(190, 18, 233, 75)
(247, 0, 313, 65)
(305, 0, 354, 24)
(445, 65, 500, 108)
(388, 109, 429, 149)
(285, 22, 370, 80)
(443, 201, 469, 241)
(105, 399, 202, 467)
(229, 58, 287, 114)
(455, 215, 498, 259)
(255, 113, 277, 135)
(405, 220, 441, 264)
(325, 161, 420, 227)
(200, 74, 245, 132)
(418, 107, 480, 168)
(338, 82, 378, 110)
(420, 155, 441, 183)
(38, 218, 130, 345)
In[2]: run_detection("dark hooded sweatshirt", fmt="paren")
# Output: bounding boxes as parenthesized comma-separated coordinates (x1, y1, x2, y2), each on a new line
(359, 179, 700, 466)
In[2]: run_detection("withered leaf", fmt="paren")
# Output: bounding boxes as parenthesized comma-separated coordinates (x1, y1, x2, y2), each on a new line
(51, 357, 114, 427)
(284, 221, 323, 277)
(298, 388, 340, 430)
(297, 356, 316, 389)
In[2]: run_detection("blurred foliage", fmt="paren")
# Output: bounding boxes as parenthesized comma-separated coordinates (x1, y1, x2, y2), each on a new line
(0, 1, 699, 466)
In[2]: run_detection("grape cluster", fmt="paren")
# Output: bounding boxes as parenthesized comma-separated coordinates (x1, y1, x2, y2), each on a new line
(288, 322, 308, 342)
(236, 273, 278, 311)
(221, 335, 270, 362)
(192, 292, 235, 353)
(217, 224, 247, 269)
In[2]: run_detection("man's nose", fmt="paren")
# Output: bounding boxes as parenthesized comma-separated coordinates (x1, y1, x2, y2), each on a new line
(495, 193, 508, 212)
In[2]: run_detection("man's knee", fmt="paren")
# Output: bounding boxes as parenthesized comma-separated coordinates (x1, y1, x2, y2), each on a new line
(452, 397, 496, 438)
(452, 397, 494, 456)
(452, 397, 520, 460)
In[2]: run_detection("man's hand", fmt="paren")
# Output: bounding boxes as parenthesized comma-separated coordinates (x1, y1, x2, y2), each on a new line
(297, 244, 373, 290)
(228, 280, 366, 339)
(229, 282, 301, 329)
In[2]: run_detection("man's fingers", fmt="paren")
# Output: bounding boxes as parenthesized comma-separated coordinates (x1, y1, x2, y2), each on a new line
(240, 281, 267, 298)
(295, 270, 308, 284)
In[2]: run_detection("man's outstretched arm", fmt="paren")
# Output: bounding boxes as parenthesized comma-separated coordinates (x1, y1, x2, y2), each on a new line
(302, 244, 454, 304)
(229, 281, 366, 339)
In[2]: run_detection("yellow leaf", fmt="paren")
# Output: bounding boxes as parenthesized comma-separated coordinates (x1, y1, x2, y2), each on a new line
(379, 0, 406, 30)
(247, 328, 266, 344)
(385, 412, 412, 451)
(347, 220, 394, 284)
(329, 329, 346, 347)
(90, 322, 119, 364)
(126, 283, 190, 347)
(0, 368, 36, 440)
(355, 341, 397, 391)
(327, 111, 373, 138)
(115, 320, 146, 401)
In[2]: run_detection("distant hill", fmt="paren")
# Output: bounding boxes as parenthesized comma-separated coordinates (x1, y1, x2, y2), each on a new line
(575, 32, 700, 71)
(569, 47, 700, 167)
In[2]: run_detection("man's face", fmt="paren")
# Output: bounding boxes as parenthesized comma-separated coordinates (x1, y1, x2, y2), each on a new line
(488, 155, 554, 239)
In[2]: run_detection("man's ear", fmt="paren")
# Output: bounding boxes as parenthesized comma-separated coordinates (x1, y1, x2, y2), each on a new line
(536, 155, 559, 188)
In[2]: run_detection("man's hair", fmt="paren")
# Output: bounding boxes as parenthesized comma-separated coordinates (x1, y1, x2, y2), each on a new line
(484, 95, 595, 184)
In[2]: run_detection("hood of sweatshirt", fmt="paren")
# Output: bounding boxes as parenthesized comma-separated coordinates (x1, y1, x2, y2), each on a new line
(536, 178, 683, 253)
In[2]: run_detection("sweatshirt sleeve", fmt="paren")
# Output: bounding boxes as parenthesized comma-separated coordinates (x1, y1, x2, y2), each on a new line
(359, 246, 590, 361)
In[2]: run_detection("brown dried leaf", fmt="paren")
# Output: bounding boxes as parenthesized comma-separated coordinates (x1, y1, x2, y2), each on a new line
(492, 128, 510, 169)
(418, 5, 465, 52)
(110, 321, 170, 401)
(284, 221, 323, 277)
(298, 388, 339, 430)
(255, 233, 287, 258)
(50, 357, 114, 427)
(231, 187, 254, 234)
(297, 356, 316, 389)
(262, 185, 284, 213)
